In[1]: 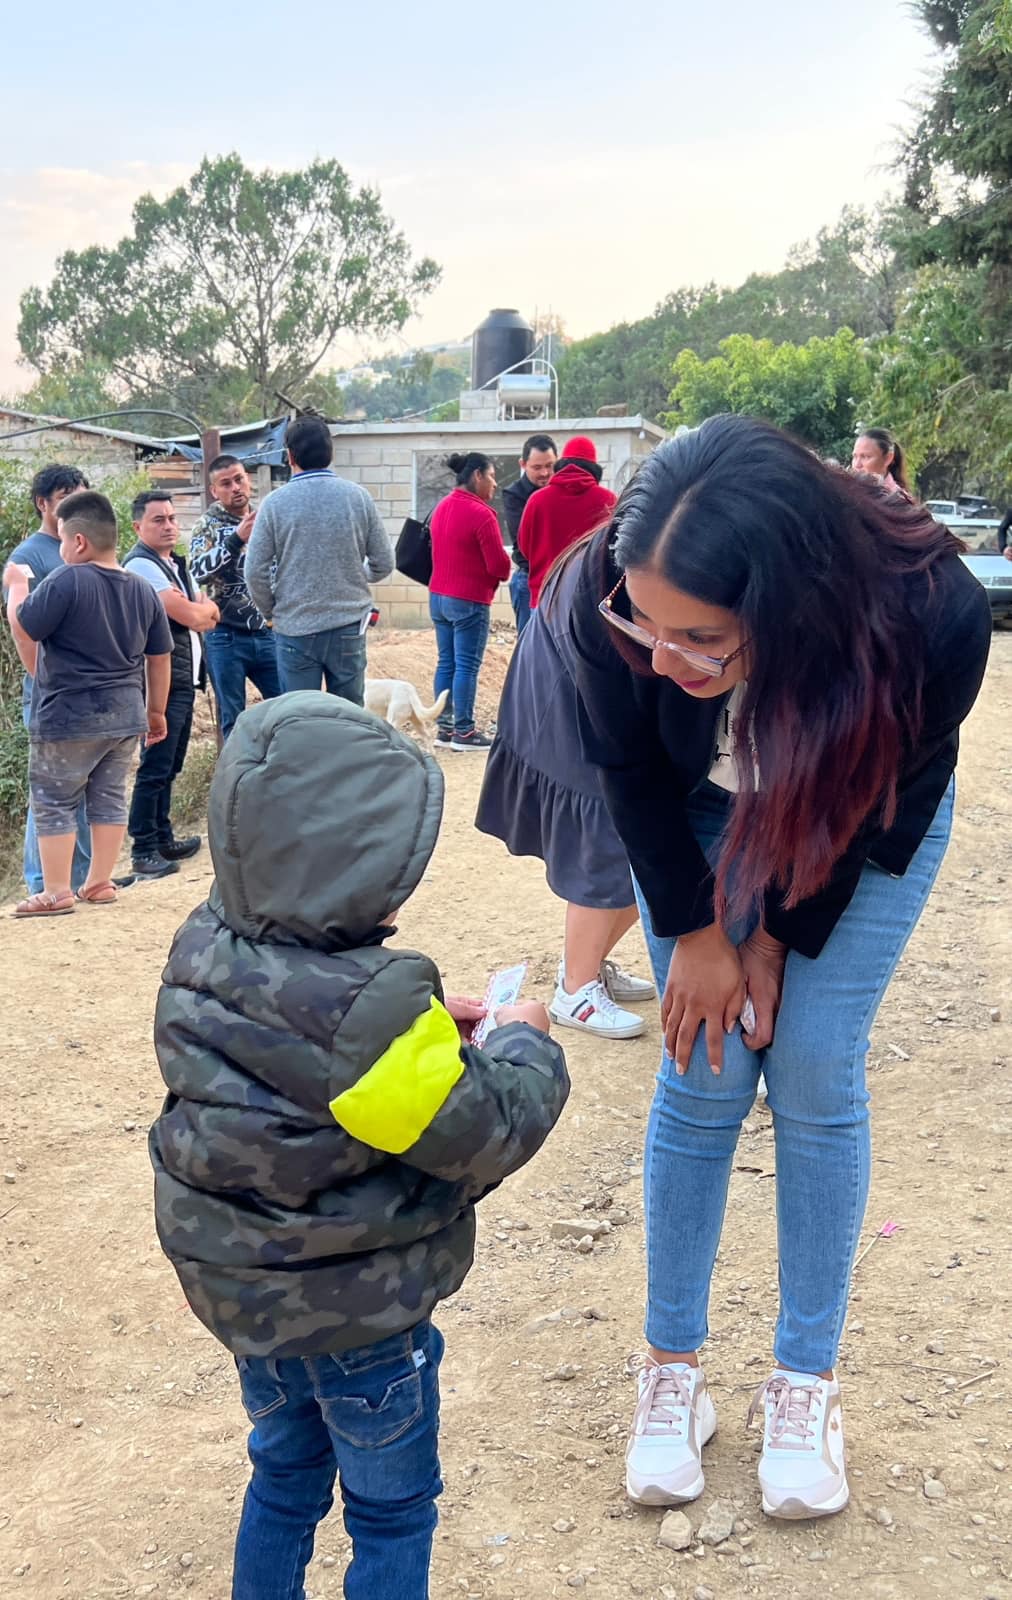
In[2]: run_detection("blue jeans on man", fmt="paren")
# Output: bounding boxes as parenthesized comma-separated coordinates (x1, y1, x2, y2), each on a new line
(428, 594, 491, 736)
(274, 625, 366, 705)
(509, 569, 531, 635)
(22, 698, 90, 893)
(231, 1321, 444, 1600)
(203, 627, 282, 740)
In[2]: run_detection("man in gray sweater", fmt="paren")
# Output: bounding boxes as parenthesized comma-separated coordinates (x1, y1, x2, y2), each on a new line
(246, 416, 394, 703)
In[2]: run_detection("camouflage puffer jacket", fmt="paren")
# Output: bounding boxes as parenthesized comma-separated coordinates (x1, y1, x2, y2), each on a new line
(150, 693, 569, 1359)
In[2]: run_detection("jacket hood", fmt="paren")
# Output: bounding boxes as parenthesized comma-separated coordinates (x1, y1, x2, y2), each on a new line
(551, 462, 603, 491)
(206, 693, 445, 950)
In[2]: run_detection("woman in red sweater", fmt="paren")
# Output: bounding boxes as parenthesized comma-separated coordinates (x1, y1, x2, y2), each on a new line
(518, 437, 617, 607)
(429, 452, 511, 751)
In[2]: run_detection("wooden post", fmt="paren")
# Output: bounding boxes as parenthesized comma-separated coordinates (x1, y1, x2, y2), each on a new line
(201, 428, 222, 509)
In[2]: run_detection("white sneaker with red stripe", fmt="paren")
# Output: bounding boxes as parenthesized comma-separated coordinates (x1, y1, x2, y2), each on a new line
(549, 977, 645, 1039)
(748, 1370, 850, 1519)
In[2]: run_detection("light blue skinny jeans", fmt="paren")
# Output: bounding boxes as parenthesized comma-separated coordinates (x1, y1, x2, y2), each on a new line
(636, 776, 953, 1375)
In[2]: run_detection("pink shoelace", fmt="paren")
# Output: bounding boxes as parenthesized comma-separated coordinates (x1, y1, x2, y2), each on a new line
(632, 1364, 695, 1438)
(747, 1374, 820, 1450)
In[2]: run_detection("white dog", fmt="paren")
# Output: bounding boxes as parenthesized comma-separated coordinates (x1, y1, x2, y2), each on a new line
(364, 680, 449, 749)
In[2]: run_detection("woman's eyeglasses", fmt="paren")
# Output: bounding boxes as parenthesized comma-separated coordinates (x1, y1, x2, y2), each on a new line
(598, 574, 748, 680)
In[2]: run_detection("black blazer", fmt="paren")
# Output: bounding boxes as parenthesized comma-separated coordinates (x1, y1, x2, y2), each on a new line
(569, 529, 992, 959)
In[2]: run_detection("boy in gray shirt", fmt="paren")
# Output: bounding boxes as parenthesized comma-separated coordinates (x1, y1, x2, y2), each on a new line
(246, 416, 393, 703)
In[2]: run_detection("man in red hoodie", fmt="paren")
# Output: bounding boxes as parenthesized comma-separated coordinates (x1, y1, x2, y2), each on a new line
(518, 438, 617, 607)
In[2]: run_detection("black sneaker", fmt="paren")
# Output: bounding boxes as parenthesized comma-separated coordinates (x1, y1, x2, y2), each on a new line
(450, 730, 493, 752)
(159, 836, 202, 861)
(434, 728, 453, 748)
(132, 854, 180, 879)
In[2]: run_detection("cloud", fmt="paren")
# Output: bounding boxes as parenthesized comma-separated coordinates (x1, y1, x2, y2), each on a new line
(0, 162, 190, 391)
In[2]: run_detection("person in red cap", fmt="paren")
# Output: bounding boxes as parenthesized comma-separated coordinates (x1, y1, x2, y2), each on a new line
(517, 438, 617, 607)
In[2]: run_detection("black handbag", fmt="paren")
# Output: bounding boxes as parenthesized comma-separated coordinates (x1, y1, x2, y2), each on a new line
(395, 514, 433, 587)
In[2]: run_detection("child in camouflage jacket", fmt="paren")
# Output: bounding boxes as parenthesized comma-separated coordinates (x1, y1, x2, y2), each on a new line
(150, 691, 570, 1600)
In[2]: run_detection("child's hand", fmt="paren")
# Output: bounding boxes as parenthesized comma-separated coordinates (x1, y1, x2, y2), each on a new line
(444, 994, 487, 1044)
(494, 1000, 551, 1034)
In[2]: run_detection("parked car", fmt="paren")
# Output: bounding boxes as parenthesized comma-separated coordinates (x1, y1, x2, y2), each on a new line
(926, 498, 1001, 532)
(960, 551, 1012, 622)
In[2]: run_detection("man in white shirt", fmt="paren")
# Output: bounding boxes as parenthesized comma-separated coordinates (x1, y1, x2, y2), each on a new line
(122, 492, 219, 877)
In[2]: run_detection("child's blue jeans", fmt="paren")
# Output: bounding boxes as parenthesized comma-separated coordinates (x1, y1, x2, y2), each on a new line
(232, 1321, 444, 1600)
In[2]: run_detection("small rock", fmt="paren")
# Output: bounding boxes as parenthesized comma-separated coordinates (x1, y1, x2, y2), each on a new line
(698, 1498, 735, 1546)
(582, 1306, 609, 1321)
(693, 1587, 716, 1600)
(70, 1417, 83, 1429)
(545, 1363, 581, 1382)
(989, 1458, 1006, 1472)
(970, 1514, 987, 1526)
(575, 1235, 595, 1254)
(876, 1507, 894, 1527)
(889, 1462, 907, 1478)
(123, 1121, 137, 1132)
(989, 1007, 1002, 1023)
(924, 1478, 947, 1500)
(3, 1174, 16, 1185)
(179, 1553, 194, 1569)
(926, 1340, 945, 1355)
(552, 1517, 576, 1533)
(144, 1545, 158, 1555)
(321, 1556, 337, 1567)
(657, 1510, 694, 1551)
(550, 1218, 611, 1241)
(566, 1576, 586, 1589)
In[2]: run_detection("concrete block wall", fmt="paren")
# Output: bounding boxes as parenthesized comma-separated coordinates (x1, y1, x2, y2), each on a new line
(333, 415, 665, 629)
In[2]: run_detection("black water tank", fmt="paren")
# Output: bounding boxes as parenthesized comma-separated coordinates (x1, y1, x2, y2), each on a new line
(471, 308, 534, 391)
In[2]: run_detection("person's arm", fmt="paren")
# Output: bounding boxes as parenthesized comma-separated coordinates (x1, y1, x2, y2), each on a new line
(362, 492, 394, 582)
(143, 653, 172, 745)
(568, 538, 745, 1070)
(130, 558, 220, 631)
(5, 566, 38, 674)
(516, 498, 535, 561)
(244, 502, 275, 619)
(11, 568, 72, 678)
(476, 506, 512, 585)
(326, 963, 570, 1198)
(189, 512, 252, 586)
(159, 585, 220, 632)
(502, 485, 524, 544)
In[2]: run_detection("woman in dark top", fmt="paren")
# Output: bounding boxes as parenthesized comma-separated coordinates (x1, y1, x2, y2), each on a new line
(569, 416, 991, 1523)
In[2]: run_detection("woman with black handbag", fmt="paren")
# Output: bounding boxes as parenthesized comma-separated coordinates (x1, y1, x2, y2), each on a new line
(427, 452, 511, 752)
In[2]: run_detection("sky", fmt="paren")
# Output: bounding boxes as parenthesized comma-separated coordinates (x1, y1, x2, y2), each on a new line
(0, 0, 938, 397)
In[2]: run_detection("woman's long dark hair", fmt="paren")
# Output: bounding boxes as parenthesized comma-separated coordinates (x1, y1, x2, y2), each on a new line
(604, 415, 962, 922)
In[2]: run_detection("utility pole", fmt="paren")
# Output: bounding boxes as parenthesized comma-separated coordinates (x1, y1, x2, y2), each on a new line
(201, 428, 222, 509)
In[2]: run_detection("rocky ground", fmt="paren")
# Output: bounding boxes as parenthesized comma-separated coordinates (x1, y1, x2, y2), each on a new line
(0, 628, 1009, 1600)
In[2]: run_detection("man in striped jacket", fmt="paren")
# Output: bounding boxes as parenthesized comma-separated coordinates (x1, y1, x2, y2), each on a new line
(150, 692, 569, 1600)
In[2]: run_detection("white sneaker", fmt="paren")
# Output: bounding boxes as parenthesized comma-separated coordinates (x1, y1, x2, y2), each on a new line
(600, 957, 656, 1002)
(549, 977, 645, 1039)
(626, 1361, 717, 1504)
(748, 1370, 849, 1519)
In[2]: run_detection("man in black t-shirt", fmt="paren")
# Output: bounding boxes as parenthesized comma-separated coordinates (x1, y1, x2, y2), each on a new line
(7, 490, 172, 916)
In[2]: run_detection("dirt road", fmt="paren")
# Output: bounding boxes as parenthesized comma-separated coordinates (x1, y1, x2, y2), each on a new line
(1, 631, 1009, 1600)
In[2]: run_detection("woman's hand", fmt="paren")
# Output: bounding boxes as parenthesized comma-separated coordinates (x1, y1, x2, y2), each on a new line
(443, 994, 487, 1044)
(739, 928, 788, 1051)
(663, 924, 746, 1075)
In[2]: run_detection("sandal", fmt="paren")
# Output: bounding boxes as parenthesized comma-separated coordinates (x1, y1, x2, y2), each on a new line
(13, 890, 76, 918)
(76, 882, 118, 905)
